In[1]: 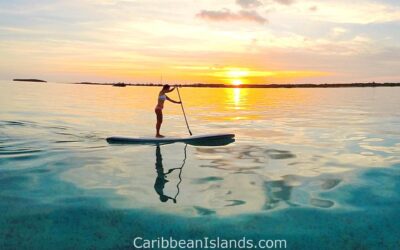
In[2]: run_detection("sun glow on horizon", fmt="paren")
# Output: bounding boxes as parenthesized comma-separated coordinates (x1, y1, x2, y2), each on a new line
(206, 68, 332, 85)
(226, 69, 249, 85)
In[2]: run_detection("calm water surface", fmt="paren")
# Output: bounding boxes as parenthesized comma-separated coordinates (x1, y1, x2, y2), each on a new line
(0, 81, 399, 249)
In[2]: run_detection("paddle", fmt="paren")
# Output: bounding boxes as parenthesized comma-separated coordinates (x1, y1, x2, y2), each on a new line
(176, 87, 193, 136)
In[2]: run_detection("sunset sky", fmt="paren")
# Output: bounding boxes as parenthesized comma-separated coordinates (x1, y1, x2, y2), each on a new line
(1, 0, 399, 84)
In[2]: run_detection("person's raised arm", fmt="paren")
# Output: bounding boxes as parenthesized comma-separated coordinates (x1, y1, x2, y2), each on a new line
(166, 95, 181, 104)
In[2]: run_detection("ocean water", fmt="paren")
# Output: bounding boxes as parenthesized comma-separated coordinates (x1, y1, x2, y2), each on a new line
(0, 81, 399, 249)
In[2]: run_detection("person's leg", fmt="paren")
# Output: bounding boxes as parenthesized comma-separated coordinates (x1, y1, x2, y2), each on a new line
(155, 109, 164, 137)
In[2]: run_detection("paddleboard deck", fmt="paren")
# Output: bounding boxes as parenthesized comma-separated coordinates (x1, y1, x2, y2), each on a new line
(106, 133, 235, 145)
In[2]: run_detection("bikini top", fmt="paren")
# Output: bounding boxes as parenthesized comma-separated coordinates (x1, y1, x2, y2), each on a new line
(159, 95, 167, 101)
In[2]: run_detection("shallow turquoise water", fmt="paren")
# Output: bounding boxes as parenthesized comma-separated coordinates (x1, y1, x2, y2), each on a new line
(0, 81, 399, 249)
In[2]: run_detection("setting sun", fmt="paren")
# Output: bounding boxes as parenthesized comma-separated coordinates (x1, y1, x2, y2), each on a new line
(232, 79, 243, 85)
(226, 69, 248, 85)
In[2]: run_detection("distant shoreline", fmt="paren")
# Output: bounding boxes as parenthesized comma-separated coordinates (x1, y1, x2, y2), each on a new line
(10, 79, 400, 88)
(73, 82, 400, 88)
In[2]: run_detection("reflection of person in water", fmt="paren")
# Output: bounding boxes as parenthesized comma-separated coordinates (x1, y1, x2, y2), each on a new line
(154, 145, 188, 203)
(154, 145, 177, 203)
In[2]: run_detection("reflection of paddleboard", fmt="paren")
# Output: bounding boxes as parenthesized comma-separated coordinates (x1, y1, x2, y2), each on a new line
(106, 133, 235, 145)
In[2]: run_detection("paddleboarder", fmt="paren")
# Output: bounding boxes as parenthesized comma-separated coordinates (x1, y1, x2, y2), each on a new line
(155, 84, 181, 138)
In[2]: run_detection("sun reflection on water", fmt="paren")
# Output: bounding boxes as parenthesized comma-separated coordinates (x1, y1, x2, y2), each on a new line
(233, 88, 241, 107)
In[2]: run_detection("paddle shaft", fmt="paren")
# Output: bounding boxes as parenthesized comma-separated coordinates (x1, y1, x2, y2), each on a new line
(176, 88, 193, 136)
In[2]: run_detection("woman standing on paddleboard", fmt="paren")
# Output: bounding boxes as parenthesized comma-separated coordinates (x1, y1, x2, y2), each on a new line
(155, 84, 181, 138)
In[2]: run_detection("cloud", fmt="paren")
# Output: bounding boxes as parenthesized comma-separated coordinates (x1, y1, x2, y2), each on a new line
(196, 9, 267, 24)
(309, 6, 317, 12)
(236, 0, 263, 9)
(273, 0, 295, 5)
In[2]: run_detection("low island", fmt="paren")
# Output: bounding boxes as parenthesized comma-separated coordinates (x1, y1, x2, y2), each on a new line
(13, 79, 47, 83)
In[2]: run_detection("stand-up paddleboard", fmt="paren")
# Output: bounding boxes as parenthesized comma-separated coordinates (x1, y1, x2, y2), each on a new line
(107, 133, 235, 146)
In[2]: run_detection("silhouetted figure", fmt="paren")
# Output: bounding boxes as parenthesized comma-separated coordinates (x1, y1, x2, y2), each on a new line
(154, 84, 181, 138)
